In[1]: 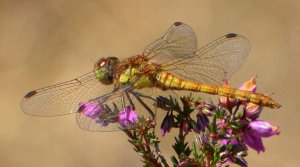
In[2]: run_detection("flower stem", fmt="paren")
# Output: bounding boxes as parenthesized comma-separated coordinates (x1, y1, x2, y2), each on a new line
(154, 143, 169, 167)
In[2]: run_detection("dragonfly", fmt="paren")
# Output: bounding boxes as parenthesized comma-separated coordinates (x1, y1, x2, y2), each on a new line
(21, 22, 281, 131)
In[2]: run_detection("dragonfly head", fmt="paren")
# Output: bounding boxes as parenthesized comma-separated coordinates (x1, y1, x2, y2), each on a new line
(94, 57, 119, 85)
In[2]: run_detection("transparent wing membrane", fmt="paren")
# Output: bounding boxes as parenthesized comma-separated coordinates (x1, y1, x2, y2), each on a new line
(76, 88, 160, 131)
(144, 22, 250, 85)
(144, 22, 198, 66)
(168, 34, 250, 85)
(21, 72, 115, 116)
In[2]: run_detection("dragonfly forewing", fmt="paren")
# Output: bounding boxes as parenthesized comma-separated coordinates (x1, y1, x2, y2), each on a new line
(21, 72, 115, 116)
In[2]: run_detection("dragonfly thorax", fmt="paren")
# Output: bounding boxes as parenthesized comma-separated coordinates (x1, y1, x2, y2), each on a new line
(94, 57, 119, 85)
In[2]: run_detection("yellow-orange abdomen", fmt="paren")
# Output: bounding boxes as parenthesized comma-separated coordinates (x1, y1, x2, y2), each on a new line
(156, 72, 281, 108)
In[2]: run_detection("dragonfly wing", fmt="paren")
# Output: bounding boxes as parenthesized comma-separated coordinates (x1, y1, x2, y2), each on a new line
(166, 34, 250, 85)
(21, 72, 115, 116)
(143, 22, 250, 85)
(144, 22, 198, 65)
(76, 88, 159, 132)
(76, 113, 120, 132)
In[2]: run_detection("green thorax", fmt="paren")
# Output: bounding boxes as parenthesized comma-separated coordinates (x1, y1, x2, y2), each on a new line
(118, 67, 155, 89)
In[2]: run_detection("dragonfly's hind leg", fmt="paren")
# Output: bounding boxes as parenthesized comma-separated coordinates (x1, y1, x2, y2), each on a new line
(125, 92, 136, 110)
(89, 92, 114, 103)
(90, 84, 133, 103)
(131, 90, 156, 101)
(130, 91, 156, 118)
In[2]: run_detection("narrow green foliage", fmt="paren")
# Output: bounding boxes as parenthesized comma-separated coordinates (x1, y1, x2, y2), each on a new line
(192, 142, 199, 160)
(172, 137, 192, 157)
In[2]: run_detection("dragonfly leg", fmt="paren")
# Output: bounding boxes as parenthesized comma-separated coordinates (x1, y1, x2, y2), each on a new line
(90, 84, 133, 102)
(112, 102, 120, 113)
(125, 91, 136, 110)
(131, 91, 155, 118)
(89, 92, 114, 103)
(131, 90, 157, 101)
(120, 94, 126, 110)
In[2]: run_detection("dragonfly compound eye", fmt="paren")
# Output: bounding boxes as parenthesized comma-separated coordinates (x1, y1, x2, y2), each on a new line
(94, 57, 119, 85)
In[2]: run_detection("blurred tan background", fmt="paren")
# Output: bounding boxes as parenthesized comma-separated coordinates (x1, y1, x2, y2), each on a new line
(0, 0, 299, 166)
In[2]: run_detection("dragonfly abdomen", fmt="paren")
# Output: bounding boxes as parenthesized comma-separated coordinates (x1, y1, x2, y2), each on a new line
(156, 72, 281, 108)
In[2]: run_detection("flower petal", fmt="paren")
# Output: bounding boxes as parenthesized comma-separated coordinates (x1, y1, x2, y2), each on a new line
(161, 112, 174, 137)
(249, 120, 280, 138)
(118, 107, 138, 127)
(219, 79, 236, 110)
(242, 131, 265, 153)
(78, 101, 102, 119)
(197, 113, 209, 132)
(245, 102, 263, 119)
(239, 77, 257, 92)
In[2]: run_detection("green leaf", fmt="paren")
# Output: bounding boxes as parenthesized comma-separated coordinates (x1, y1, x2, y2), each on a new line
(138, 151, 145, 157)
(171, 156, 178, 165)
(192, 142, 199, 160)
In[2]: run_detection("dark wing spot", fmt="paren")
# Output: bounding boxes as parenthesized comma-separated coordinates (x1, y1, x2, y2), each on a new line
(24, 90, 37, 99)
(226, 33, 237, 38)
(78, 105, 85, 113)
(174, 22, 182, 26)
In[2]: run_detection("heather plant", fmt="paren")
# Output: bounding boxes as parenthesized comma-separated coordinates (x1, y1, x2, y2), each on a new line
(120, 77, 280, 167)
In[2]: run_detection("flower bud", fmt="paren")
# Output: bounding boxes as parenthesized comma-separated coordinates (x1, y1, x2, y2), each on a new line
(248, 120, 280, 138)
(160, 113, 174, 137)
(196, 112, 209, 132)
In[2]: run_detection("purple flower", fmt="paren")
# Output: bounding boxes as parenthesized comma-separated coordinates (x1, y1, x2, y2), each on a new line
(195, 101, 215, 116)
(161, 112, 174, 137)
(244, 102, 263, 120)
(221, 137, 239, 146)
(194, 101, 214, 132)
(118, 106, 138, 127)
(238, 77, 266, 120)
(220, 77, 258, 111)
(242, 131, 265, 153)
(196, 112, 209, 132)
(238, 77, 257, 92)
(248, 120, 280, 138)
(219, 79, 237, 110)
(242, 120, 280, 153)
(198, 134, 209, 145)
(78, 101, 103, 119)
